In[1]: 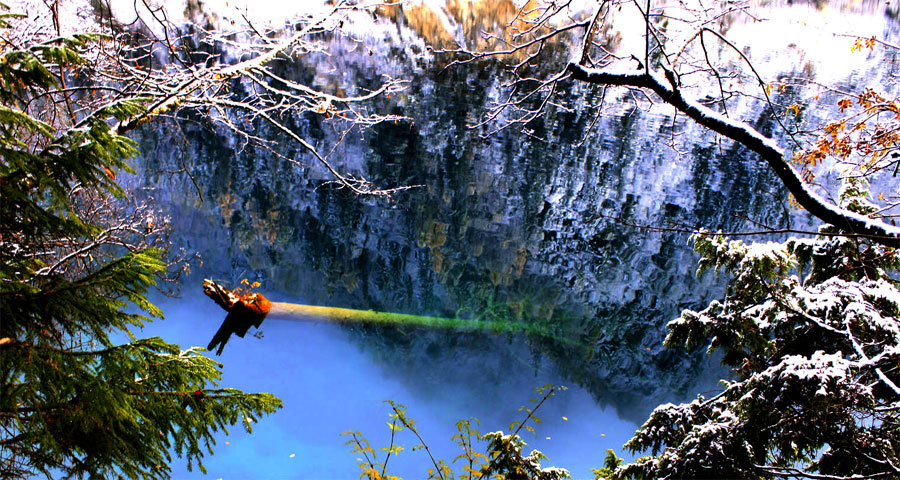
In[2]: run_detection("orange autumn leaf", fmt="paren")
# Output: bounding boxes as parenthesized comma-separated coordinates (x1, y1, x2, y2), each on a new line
(865, 36, 876, 50)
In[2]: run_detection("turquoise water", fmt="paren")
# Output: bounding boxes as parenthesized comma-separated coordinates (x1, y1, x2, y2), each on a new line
(142, 292, 642, 479)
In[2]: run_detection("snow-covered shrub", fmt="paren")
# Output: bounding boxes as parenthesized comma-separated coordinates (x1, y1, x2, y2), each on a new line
(608, 182, 900, 479)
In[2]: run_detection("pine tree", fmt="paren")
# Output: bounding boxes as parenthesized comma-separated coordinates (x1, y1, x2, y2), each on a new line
(603, 176, 900, 479)
(0, 6, 281, 478)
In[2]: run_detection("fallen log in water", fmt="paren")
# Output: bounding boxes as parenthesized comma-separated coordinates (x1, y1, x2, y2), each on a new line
(203, 280, 272, 354)
(202, 279, 578, 354)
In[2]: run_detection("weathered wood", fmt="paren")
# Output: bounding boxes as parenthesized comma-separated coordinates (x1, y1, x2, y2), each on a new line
(203, 279, 272, 355)
(202, 280, 580, 354)
(268, 302, 481, 330)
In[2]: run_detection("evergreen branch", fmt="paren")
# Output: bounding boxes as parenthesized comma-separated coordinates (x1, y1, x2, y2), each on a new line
(0, 337, 121, 356)
(756, 464, 899, 479)
(0, 433, 27, 446)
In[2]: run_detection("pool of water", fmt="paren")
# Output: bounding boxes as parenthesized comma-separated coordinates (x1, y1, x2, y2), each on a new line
(142, 291, 643, 479)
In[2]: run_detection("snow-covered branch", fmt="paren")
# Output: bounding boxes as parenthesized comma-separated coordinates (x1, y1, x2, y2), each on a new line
(36, 1, 410, 198)
(620, 224, 900, 479)
(566, 62, 900, 248)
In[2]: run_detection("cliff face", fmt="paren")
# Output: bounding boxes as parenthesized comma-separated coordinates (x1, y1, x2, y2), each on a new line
(128, 1, 899, 420)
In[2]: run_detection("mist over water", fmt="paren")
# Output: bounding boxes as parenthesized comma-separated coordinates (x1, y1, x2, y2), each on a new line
(143, 291, 642, 479)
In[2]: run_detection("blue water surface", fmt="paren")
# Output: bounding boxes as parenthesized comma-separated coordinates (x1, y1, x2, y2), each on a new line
(136, 291, 641, 480)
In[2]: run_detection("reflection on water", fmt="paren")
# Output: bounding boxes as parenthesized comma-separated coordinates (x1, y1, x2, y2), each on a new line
(128, 0, 898, 476)
(147, 292, 638, 479)
(135, 67, 787, 420)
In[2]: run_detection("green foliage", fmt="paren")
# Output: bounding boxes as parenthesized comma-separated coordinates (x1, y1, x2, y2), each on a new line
(1, 339, 281, 477)
(480, 432, 569, 480)
(0, 7, 281, 478)
(344, 385, 571, 480)
(590, 450, 624, 479)
(451, 418, 487, 479)
(608, 178, 900, 479)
